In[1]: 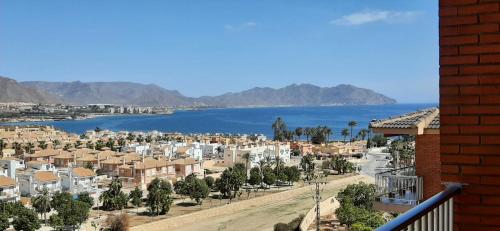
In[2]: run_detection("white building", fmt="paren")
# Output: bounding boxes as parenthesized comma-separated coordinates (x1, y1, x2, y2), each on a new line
(18, 171, 61, 196)
(199, 143, 222, 158)
(0, 176, 20, 202)
(60, 167, 98, 194)
(224, 142, 291, 168)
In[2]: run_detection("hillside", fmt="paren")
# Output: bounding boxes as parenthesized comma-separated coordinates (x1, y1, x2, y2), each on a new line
(0, 76, 60, 104)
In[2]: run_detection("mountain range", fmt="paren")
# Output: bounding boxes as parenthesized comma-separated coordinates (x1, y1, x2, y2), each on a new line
(0, 76, 396, 106)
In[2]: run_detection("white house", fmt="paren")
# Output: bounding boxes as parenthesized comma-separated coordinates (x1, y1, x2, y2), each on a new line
(0, 176, 20, 202)
(224, 142, 291, 168)
(199, 143, 221, 158)
(18, 171, 61, 196)
(60, 167, 98, 195)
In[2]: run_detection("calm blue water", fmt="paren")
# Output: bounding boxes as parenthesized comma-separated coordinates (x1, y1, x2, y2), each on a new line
(1, 104, 435, 139)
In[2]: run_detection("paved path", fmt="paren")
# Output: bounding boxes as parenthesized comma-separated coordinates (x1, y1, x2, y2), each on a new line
(170, 174, 373, 231)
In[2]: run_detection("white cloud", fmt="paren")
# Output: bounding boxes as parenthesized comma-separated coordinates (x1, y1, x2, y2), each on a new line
(224, 21, 257, 31)
(331, 10, 421, 26)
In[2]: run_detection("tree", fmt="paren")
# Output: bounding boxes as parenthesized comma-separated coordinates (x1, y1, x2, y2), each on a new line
(52, 140, 61, 149)
(147, 178, 173, 216)
(31, 187, 51, 224)
(335, 202, 384, 228)
(78, 192, 94, 208)
(145, 135, 153, 143)
(174, 180, 189, 199)
(86, 141, 95, 149)
(24, 142, 35, 154)
(216, 166, 245, 203)
(58, 200, 91, 230)
(84, 161, 94, 170)
(49, 214, 64, 231)
(358, 129, 369, 141)
(371, 134, 387, 147)
(262, 166, 276, 189)
(136, 135, 144, 143)
(118, 138, 126, 147)
(341, 128, 350, 143)
(300, 155, 315, 182)
(248, 167, 262, 188)
(348, 121, 358, 141)
(63, 143, 73, 151)
(38, 141, 48, 149)
(126, 133, 136, 142)
(189, 178, 209, 205)
(52, 191, 72, 211)
(204, 176, 215, 190)
(0, 213, 8, 231)
(95, 127, 102, 133)
(12, 208, 41, 231)
(331, 155, 356, 175)
(0, 139, 5, 156)
(272, 117, 287, 142)
(284, 166, 300, 186)
(295, 127, 303, 141)
(337, 182, 376, 210)
(100, 178, 128, 211)
(129, 186, 143, 210)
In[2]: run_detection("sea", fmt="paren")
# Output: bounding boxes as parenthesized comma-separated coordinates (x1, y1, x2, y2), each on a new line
(1, 104, 435, 139)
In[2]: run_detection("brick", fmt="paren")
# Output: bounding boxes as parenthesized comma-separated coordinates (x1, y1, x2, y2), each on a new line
(443, 174, 481, 184)
(458, 3, 500, 15)
(441, 95, 480, 104)
(483, 195, 500, 204)
(456, 194, 482, 204)
(441, 0, 478, 6)
(455, 214, 481, 224)
(442, 154, 481, 163)
(442, 164, 460, 173)
(480, 34, 500, 43)
(481, 176, 500, 185)
(441, 55, 478, 65)
(462, 105, 500, 114)
(464, 185, 500, 195)
(479, 75, 500, 84)
(441, 15, 478, 26)
(440, 86, 459, 95)
(463, 166, 500, 175)
(480, 215, 500, 225)
(441, 125, 460, 134)
(482, 135, 500, 144)
(461, 65, 500, 74)
(440, 26, 460, 36)
(440, 105, 460, 115)
(462, 125, 500, 133)
(441, 46, 459, 56)
(459, 24, 499, 34)
(441, 75, 478, 85)
(461, 85, 500, 94)
(481, 116, 500, 124)
(480, 95, 500, 104)
(441, 7, 458, 16)
(461, 145, 500, 154)
(442, 144, 460, 153)
(480, 13, 500, 23)
(483, 156, 500, 165)
(441, 66, 459, 76)
(441, 35, 478, 45)
(461, 44, 500, 54)
(441, 115, 479, 124)
(481, 54, 500, 63)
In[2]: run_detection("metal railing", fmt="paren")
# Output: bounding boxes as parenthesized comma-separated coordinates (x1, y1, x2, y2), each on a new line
(377, 184, 462, 231)
(375, 166, 423, 205)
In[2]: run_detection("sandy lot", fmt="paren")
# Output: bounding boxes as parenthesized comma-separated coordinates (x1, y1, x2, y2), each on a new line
(168, 174, 373, 231)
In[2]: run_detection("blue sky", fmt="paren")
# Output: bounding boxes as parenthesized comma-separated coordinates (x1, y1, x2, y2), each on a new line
(0, 1, 438, 103)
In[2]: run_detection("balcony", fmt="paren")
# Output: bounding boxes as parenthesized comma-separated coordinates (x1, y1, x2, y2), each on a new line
(374, 166, 423, 213)
(377, 184, 461, 231)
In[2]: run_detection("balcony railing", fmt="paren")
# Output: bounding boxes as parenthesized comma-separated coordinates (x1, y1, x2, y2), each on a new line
(377, 184, 462, 231)
(375, 166, 423, 206)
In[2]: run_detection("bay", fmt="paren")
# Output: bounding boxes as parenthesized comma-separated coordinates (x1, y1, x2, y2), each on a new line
(1, 104, 435, 139)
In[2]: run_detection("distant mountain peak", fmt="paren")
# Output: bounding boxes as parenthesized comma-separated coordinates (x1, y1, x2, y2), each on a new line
(0, 77, 396, 107)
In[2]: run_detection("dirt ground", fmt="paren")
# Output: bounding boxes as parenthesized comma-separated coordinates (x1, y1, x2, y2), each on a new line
(168, 174, 373, 231)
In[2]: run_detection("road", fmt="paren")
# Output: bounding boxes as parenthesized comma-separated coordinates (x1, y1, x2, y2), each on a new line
(171, 174, 373, 231)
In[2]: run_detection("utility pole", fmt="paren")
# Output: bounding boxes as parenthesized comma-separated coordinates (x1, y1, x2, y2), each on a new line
(315, 181, 321, 231)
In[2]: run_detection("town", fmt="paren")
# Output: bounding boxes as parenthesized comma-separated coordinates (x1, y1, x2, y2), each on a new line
(0, 103, 175, 123)
(0, 118, 375, 231)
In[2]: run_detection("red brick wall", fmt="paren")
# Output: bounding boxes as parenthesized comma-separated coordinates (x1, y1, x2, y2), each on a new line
(440, 0, 500, 229)
(415, 134, 442, 199)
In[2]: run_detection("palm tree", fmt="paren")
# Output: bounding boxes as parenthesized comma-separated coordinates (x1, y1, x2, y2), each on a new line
(242, 152, 251, 180)
(295, 127, 303, 141)
(0, 139, 5, 156)
(24, 142, 35, 154)
(358, 129, 369, 140)
(325, 127, 332, 143)
(52, 140, 61, 149)
(32, 188, 51, 224)
(304, 127, 311, 142)
(341, 128, 350, 143)
(272, 117, 287, 142)
(38, 141, 48, 150)
(12, 142, 22, 155)
(348, 121, 358, 142)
